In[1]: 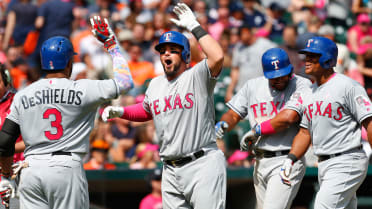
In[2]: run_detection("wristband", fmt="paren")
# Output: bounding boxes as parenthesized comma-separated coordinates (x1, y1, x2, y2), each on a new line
(260, 120, 276, 135)
(287, 153, 298, 163)
(191, 26, 208, 40)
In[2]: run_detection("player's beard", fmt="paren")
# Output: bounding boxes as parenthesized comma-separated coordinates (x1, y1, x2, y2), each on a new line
(163, 61, 181, 78)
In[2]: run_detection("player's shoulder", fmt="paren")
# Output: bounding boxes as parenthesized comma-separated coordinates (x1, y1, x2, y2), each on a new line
(334, 73, 361, 88)
(292, 74, 312, 86)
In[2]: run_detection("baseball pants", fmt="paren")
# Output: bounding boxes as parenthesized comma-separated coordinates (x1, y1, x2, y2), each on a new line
(315, 149, 368, 209)
(254, 155, 306, 209)
(18, 153, 89, 209)
(162, 149, 226, 209)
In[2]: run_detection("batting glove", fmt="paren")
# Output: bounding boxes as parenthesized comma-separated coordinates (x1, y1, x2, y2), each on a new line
(90, 16, 116, 50)
(215, 121, 228, 139)
(170, 3, 200, 32)
(240, 124, 261, 151)
(0, 175, 16, 207)
(279, 158, 294, 186)
(102, 106, 124, 122)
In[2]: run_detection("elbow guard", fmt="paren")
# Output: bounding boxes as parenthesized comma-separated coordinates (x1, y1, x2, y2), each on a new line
(0, 119, 20, 157)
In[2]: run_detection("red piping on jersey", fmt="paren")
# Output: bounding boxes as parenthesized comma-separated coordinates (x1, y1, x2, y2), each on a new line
(122, 103, 153, 122)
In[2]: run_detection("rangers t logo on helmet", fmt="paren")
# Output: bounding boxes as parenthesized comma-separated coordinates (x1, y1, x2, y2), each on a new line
(307, 39, 314, 47)
(271, 60, 280, 70)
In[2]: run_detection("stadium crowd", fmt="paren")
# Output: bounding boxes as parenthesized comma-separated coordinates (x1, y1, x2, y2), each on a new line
(0, 0, 371, 170)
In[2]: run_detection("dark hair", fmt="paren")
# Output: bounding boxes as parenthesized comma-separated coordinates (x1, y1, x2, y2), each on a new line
(0, 64, 9, 87)
(238, 24, 251, 35)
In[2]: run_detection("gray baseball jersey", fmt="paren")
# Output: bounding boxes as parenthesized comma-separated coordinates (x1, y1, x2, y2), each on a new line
(7, 78, 119, 157)
(300, 73, 372, 155)
(143, 59, 217, 159)
(227, 75, 312, 151)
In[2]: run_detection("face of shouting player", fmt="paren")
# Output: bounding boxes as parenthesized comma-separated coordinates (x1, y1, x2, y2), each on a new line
(159, 44, 185, 80)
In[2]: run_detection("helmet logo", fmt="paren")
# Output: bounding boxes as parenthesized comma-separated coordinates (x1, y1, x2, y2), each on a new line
(165, 33, 172, 41)
(307, 39, 314, 47)
(271, 60, 280, 70)
(49, 61, 54, 69)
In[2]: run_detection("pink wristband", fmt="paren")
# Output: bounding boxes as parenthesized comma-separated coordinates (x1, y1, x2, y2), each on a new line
(260, 120, 276, 135)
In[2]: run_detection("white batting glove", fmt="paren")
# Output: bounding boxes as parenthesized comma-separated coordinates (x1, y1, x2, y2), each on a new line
(240, 130, 258, 151)
(101, 106, 124, 122)
(279, 158, 294, 186)
(215, 121, 228, 139)
(170, 3, 200, 31)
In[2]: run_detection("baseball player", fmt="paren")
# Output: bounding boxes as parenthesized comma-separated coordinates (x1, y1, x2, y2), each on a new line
(101, 3, 227, 209)
(280, 36, 372, 209)
(216, 48, 312, 209)
(0, 16, 134, 209)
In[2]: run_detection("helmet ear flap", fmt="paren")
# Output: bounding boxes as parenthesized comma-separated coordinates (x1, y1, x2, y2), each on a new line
(182, 51, 190, 64)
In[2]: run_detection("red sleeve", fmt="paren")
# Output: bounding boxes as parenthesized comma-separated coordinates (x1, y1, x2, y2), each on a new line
(122, 103, 153, 122)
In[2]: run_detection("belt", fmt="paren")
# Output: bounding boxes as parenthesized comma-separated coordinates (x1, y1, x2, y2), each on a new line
(52, 151, 72, 156)
(165, 150, 205, 167)
(318, 145, 363, 162)
(255, 149, 290, 158)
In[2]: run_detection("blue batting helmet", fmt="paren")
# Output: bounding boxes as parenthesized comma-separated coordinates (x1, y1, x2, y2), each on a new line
(299, 36, 338, 69)
(155, 31, 190, 64)
(261, 48, 293, 79)
(40, 36, 77, 70)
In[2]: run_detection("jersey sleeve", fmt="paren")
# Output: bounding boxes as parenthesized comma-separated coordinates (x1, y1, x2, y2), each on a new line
(284, 78, 311, 116)
(226, 81, 250, 119)
(6, 94, 20, 125)
(79, 79, 119, 105)
(345, 84, 372, 123)
(192, 59, 217, 95)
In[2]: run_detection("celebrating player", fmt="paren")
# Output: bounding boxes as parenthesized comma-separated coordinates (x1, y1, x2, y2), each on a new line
(0, 16, 133, 209)
(101, 3, 226, 209)
(216, 48, 312, 209)
(280, 36, 372, 208)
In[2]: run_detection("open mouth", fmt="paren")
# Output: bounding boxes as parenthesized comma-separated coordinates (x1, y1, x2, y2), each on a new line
(165, 59, 172, 67)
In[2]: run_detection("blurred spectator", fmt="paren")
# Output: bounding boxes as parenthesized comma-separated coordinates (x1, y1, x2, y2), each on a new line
(125, 0, 152, 28)
(2, 0, 37, 51)
(347, 13, 372, 54)
(227, 150, 253, 168)
(29, 0, 76, 70)
(84, 139, 116, 170)
(128, 43, 156, 93)
(318, 24, 350, 74)
(4, 45, 22, 70)
(356, 40, 372, 97)
(220, 30, 232, 68)
(225, 25, 276, 102)
(242, 0, 266, 28)
(118, 28, 134, 59)
(129, 142, 159, 169)
(352, 0, 372, 15)
(193, 0, 207, 18)
(326, 0, 351, 28)
(262, 2, 287, 42)
(88, 0, 120, 21)
(208, 7, 231, 41)
(131, 23, 151, 50)
(280, 25, 303, 74)
(139, 168, 162, 209)
(71, 53, 98, 80)
(9, 57, 30, 89)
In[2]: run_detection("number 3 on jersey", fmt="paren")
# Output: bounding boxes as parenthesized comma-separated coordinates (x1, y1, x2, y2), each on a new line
(43, 108, 64, 140)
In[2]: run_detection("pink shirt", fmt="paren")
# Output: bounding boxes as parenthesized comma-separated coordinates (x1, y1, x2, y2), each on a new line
(139, 194, 162, 209)
(347, 25, 372, 52)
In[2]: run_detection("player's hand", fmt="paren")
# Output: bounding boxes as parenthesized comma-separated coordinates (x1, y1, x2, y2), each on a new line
(240, 130, 258, 151)
(90, 16, 116, 50)
(215, 121, 228, 139)
(279, 158, 294, 186)
(170, 3, 200, 31)
(101, 106, 124, 122)
(0, 176, 16, 207)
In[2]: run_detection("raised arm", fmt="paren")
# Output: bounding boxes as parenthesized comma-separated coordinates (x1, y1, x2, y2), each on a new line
(170, 3, 224, 77)
(90, 16, 134, 94)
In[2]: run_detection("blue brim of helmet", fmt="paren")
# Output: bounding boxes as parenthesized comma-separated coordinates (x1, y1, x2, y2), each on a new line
(264, 64, 293, 79)
(299, 48, 322, 55)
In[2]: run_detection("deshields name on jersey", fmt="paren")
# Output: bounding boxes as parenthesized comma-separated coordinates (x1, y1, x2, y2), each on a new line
(21, 89, 83, 109)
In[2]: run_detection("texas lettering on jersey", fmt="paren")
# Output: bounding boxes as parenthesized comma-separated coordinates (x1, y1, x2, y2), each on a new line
(250, 101, 285, 118)
(303, 101, 343, 121)
(148, 93, 194, 115)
